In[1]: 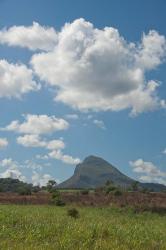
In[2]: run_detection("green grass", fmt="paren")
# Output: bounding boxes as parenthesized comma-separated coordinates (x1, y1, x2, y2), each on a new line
(0, 205, 165, 250)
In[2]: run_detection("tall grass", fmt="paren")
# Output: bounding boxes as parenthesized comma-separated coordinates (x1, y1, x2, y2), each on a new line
(0, 205, 165, 250)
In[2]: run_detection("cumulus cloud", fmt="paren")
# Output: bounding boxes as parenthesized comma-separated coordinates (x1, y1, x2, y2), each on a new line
(0, 60, 40, 98)
(31, 171, 59, 186)
(17, 134, 65, 150)
(130, 159, 166, 185)
(24, 159, 43, 170)
(0, 22, 57, 51)
(2, 114, 69, 134)
(0, 158, 26, 182)
(36, 154, 49, 160)
(65, 114, 79, 120)
(30, 18, 166, 115)
(162, 148, 166, 154)
(0, 137, 8, 149)
(49, 150, 81, 165)
(137, 30, 166, 70)
(0, 168, 26, 182)
(93, 119, 106, 130)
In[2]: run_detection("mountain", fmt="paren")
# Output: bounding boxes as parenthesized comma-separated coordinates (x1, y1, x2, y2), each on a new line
(58, 155, 134, 189)
(58, 155, 166, 191)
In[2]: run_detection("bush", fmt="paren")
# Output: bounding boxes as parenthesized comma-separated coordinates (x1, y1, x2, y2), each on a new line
(94, 187, 104, 194)
(55, 199, 66, 206)
(17, 187, 32, 195)
(141, 188, 149, 193)
(67, 208, 79, 218)
(32, 186, 40, 193)
(51, 191, 65, 206)
(81, 189, 89, 195)
(105, 185, 116, 194)
(113, 190, 122, 196)
(52, 190, 60, 199)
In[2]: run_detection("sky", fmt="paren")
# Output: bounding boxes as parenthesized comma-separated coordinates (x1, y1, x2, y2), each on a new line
(0, 0, 166, 186)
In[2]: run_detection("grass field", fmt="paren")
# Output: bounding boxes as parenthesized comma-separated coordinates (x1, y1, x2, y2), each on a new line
(0, 205, 166, 250)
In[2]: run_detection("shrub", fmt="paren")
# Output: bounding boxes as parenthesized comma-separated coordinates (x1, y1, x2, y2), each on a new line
(81, 189, 89, 195)
(141, 188, 149, 193)
(32, 186, 40, 193)
(113, 190, 122, 196)
(55, 199, 66, 206)
(67, 208, 79, 218)
(94, 187, 104, 194)
(51, 191, 65, 206)
(52, 190, 60, 199)
(105, 180, 114, 186)
(105, 185, 116, 194)
(46, 180, 57, 193)
(131, 181, 139, 191)
(17, 187, 32, 195)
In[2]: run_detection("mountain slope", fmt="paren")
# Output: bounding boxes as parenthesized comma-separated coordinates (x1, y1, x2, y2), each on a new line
(58, 155, 166, 191)
(58, 155, 134, 189)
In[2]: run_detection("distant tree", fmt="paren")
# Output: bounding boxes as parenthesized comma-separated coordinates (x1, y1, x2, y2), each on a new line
(131, 181, 139, 191)
(32, 186, 40, 193)
(17, 186, 32, 195)
(105, 185, 117, 194)
(105, 180, 114, 186)
(113, 190, 122, 196)
(46, 180, 57, 192)
(80, 189, 89, 195)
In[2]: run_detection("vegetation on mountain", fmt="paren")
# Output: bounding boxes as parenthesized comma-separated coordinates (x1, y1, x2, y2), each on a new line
(0, 178, 39, 194)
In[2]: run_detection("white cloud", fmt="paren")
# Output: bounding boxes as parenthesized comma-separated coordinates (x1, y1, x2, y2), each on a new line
(30, 18, 166, 115)
(2, 114, 69, 135)
(49, 150, 81, 165)
(137, 30, 166, 70)
(0, 158, 26, 182)
(36, 154, 49, 160)
(65, 114, 79, 120)
(130, 158, 166, 185)
(31, 171, 59, 186)
(93, 119, 106, 130)
(0, 138, 8, 149)
(0, 22, 57, 51)
(0, 60, 40, 99)
(0, 158, 17, 168)
(162, 148, 166, 154)
(17, 134, 45, 147)
(24, 160, 43, 170)
(0, 168, 26, 182)
(46, 139, 65, 150)
(17, 134, 65, 151)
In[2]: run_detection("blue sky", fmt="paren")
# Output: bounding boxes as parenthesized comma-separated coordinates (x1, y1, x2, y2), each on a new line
(0, 0, 166, 186)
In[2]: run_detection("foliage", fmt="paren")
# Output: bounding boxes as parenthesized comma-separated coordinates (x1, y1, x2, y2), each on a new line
(105, 180, 114, 186)
(80, 189, 89, 195)
(51, 190, 65, 206)
(105, 186, 117, 194)
(113, 189, 123, 196)
(0, 178, 40, 194)
(17, 187, 32, 196)
(46, 180, 57, 193)
(67, 208, 79, 218)
(54, 199, 66, 206)
(131, 181, 139, 191)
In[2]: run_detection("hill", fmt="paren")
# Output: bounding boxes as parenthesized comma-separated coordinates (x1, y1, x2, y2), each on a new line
(0, 178, 39, 194)
(58, 155, 166, 191)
